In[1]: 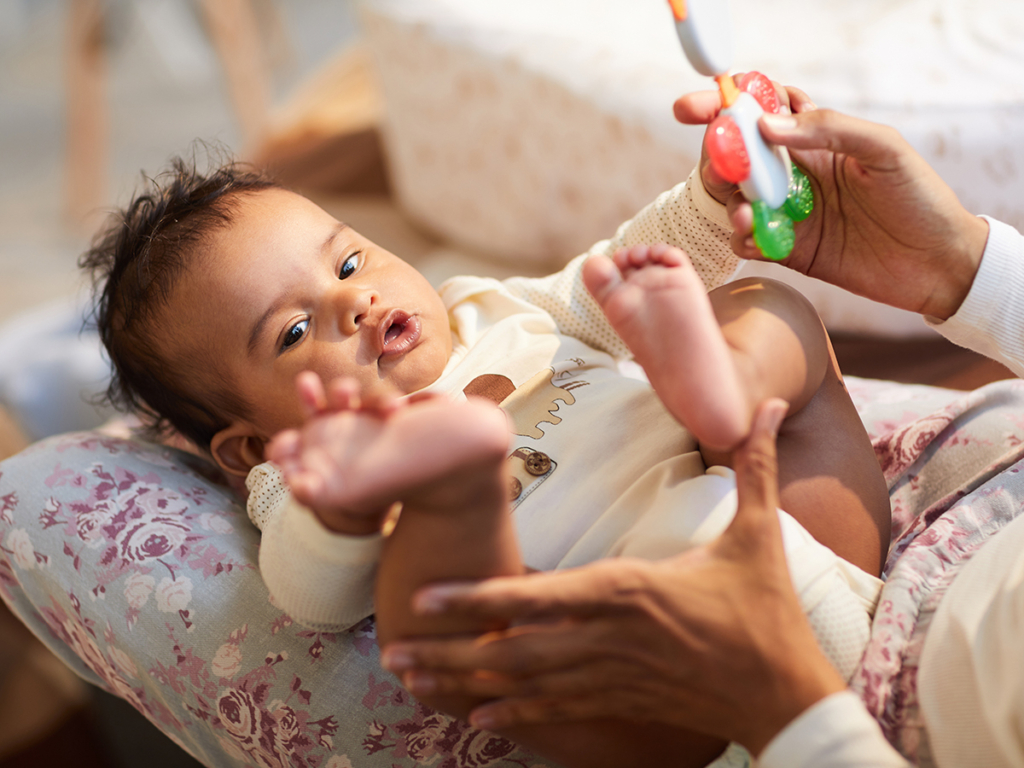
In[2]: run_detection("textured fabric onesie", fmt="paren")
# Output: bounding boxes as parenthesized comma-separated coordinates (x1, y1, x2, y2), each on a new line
(247, 169, 882, 682)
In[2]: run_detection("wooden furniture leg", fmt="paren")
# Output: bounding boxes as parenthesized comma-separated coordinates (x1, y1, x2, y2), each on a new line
(64, 0, 108, 229)
(199, 0, 272, 151)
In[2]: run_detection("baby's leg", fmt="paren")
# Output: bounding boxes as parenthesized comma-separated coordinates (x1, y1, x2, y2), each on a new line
(585, 245, 890, 574)
(273, 389, 524, 713)
(277, 391, 728, 768)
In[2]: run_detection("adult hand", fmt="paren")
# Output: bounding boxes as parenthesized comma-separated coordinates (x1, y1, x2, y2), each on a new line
(380, 399, 845, 756)
(676, 87, 990, 321)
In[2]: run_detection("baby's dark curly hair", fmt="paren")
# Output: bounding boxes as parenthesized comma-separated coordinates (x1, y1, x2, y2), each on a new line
(81, 154, 279, 451)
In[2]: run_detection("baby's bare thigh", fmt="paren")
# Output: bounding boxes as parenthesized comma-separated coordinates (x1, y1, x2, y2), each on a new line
(776, 362, 891, 575)
(702, 279, 890, 575)
(706, 360, 890, 576)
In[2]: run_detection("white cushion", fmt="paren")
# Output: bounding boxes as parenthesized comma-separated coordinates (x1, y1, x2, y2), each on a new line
(360, 0, 1024, 336)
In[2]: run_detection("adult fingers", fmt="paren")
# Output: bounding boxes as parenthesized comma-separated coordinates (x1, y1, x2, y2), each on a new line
(468, 693, 639, 731)
(717, 399, 787, 555)
(672, 88, 723, 125)
(758, 108, 908, 172)
(400, 655, 629, 702)
(783, 85, 817, 114)
(411, 558, 656, 623)
(725, 193, 762, 260)
(383, 619, 635, 678)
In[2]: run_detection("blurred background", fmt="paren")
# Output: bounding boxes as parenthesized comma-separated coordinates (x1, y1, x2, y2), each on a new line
(1, 0, 1021, 765)
(0, 0, 366, 327)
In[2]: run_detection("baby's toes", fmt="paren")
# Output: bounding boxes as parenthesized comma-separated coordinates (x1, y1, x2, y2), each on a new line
(285, 468, 327, 507)
(266, 429, 302, 464)
(620, 244, 656, 271)
(583, 254, 625, 307)
(648, 243, 688, 267)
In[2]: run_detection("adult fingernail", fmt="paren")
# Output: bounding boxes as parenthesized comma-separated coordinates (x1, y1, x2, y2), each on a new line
(413, 585, 465, 614)
(403, 671, 437, 695)
(761, 114, 798, 131)
(412, 590, 447, 615)
(380, 647, 413, 671)
(470, 709, 502, 731)
(765, 400, 788, 437)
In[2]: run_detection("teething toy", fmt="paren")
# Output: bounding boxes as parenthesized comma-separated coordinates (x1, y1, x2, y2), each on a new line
(667, 0, 813, 260)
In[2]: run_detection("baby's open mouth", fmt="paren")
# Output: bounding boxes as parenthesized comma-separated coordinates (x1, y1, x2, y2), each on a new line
(379, 310, 421, 357)
(384, 321, 404, 345)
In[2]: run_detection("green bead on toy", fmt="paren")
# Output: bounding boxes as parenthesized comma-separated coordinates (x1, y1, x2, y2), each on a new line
(783, 166, 814, 222)
(749, 164, 814, 261)
(751, 200, 794, 261)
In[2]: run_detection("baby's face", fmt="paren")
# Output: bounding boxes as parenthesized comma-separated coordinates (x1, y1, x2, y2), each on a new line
(167, 188, 453, 438)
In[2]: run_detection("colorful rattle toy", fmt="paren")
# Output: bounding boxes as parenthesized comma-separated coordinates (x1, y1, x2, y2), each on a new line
(667, 0, 813, 260)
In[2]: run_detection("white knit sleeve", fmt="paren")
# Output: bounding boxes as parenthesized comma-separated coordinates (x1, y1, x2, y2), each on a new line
(246, 462, 382, 631)
(502, 168, 738, 357)
(759, 692, 910, 768)
(926, 216, 1024, 378)
(599, 165, 739, 290)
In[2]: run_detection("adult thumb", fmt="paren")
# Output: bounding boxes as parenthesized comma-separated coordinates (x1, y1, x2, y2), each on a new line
(724, 398, 788, 550)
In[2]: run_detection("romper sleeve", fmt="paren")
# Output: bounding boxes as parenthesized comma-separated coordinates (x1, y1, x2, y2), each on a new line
(246, 462, 381, 631)
(926, 216, 1024, 378)
(502, 167, 738, 358)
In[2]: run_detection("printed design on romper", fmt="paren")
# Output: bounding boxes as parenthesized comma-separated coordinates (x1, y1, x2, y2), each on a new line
(464, 368, 577, 439)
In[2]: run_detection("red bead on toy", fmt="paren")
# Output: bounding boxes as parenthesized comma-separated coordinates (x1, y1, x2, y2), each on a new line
(706, 115, 750, 183)
(738, 71, 780, 114)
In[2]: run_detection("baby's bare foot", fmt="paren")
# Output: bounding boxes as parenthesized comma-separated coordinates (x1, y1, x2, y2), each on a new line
(268, 393, 510, 532)
(583, 244, 749, 451)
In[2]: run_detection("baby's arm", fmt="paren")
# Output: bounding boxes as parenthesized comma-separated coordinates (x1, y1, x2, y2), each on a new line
(503, 167, 737, 357)
(249, 473, 381, 631)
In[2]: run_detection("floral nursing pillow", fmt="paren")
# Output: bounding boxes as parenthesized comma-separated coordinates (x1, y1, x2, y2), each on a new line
(3, 376, 1024, 768)
(0, 433, 536, 768)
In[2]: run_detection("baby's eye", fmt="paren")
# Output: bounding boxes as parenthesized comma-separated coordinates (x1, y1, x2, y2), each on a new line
(282, 319, 308, 350)
(339, 253, 360, 280)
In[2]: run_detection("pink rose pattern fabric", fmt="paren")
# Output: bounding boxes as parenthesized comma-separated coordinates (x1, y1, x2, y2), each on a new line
(1, 376, 1023, 767)
(847, 377, 1024, 766)
(0, 434, 536, 768)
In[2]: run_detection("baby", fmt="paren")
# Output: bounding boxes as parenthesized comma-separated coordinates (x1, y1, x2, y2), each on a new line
(84, 155, 890, 768)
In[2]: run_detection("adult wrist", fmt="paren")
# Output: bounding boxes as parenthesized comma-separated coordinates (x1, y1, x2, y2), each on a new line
(759, 690, 909, 768)
(741, 643, 846, 755)
(932, 214, 988, 321)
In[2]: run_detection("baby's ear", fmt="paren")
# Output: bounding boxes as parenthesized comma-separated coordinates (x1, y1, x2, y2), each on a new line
(210, 422, 267, 477)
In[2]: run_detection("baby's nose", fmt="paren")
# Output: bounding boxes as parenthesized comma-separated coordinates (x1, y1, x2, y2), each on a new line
(338, 287, 377, 335)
